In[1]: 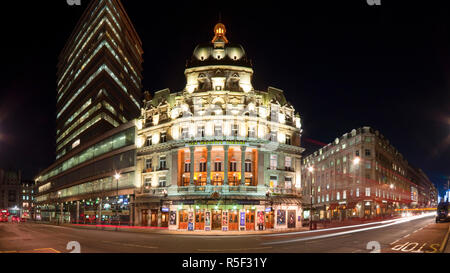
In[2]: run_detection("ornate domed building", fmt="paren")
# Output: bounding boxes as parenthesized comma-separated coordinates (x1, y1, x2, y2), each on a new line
(134, 22, 305, 231)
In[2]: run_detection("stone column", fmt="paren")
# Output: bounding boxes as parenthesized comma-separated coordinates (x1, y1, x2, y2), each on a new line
(224, 145, 229, 185)
(241, 146, 246, 186)
(206, 145, 212, 185)
(189, 146, 195, 185)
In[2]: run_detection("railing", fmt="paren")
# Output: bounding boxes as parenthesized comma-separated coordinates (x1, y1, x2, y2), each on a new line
(137, 186, 300, 196)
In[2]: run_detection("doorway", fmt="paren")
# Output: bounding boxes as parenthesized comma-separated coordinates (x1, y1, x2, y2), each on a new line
(151, 209, 158, 226)
(161, 211, 169, 227)
(141, 209, 149, 226)
(228, 210, 239, 230)
(245, 210, 255, 230)
(195, 210, 205, 230)
(265, 211, 274, 229)
(212, 210, 222, 230)
(179, 210, 188, 229)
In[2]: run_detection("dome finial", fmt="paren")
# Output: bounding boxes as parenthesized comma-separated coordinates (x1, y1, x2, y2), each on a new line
(212, 20, 228, 44)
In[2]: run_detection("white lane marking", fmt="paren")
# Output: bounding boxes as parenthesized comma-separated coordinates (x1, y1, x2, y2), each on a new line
(262, 213, 435, 246)
(390, 239, 400, 245)
(403, 234, 410, 238)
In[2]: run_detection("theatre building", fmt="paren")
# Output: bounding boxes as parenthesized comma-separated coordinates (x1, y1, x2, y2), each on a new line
(134, 23, 305, 231)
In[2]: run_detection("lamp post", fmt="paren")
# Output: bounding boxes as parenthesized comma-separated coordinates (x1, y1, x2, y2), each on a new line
(308, 166, 314, 230)
(114, 172, 121, 229)
(58, 191, 62, 225)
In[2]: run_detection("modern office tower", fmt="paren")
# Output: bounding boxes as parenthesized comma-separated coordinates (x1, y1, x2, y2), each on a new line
(34, 0, 142, 225)
(134, 22, 305, 231)
(55, 0, 143, 159)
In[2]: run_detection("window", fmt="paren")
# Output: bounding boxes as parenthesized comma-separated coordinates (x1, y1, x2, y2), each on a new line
(214, 161, 222, 172)
(160, 132, 167, 143)
(270, 154, 277, 170)
(343, 190, 347, 199)
(159, 176, 167, 187)
(366, 162, 371, 169)
(181, 127, 189, 138)
(184, 161, 191, 172)
(159, 156, 167, 170)
(285, 177, 292, 189)
(365, 149, 371, 156)
(146, 137, 152, 146)
(336, 191, 340, 200)
(245, 160, 252, 172)
(248, 126, 256, 138)
(356, 150, 360, 156)
(285, 135, 291, 145)
(270, 176, 278, 188)
(199, 162, 207, 172)
(145, 158, 152, 170)
(270, 131, 277, 142)
(285, 156, 292, 171)
(365, 187, 371, 197)
(229, 161, 237, 172)
(231, 124, 239, 136)
(197, 125, 205, 137)
(356, 188, 360, 197)
(144, 177, 152, 189)
(214, 124, 222, 136)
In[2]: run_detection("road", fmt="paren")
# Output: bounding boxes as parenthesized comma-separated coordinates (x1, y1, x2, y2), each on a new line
(0, 213, 448, 253)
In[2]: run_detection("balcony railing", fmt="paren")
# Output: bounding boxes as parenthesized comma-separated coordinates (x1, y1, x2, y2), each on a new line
(137, 186, 301, 197)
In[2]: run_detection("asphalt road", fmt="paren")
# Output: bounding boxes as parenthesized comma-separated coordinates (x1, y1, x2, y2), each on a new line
(0, 214, 447, 253)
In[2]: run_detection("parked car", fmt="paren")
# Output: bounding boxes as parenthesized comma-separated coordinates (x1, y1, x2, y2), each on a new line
(11, 215, 20, 223)
(436, 202, 449, 223)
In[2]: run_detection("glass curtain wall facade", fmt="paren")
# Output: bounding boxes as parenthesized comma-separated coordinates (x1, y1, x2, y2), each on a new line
(55, 0, 143, 160)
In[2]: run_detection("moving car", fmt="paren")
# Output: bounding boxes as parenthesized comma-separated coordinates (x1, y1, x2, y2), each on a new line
(436, 202, 450, 223)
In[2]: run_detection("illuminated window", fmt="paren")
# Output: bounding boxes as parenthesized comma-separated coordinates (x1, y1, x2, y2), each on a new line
(270, 154, 277, 170)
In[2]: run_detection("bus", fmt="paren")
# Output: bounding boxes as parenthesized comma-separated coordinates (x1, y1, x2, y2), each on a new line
(0, 209, 9, 222)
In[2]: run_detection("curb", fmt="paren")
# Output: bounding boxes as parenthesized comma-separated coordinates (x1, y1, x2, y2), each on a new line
(439, 224, 450, 253)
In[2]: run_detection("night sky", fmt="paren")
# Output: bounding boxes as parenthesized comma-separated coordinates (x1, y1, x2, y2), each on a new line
(0, 1, 449, 196)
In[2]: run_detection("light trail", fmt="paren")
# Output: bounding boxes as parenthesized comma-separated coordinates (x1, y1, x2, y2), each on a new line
(262, 213, 435, 245)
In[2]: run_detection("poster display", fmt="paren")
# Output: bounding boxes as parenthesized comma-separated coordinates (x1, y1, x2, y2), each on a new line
(287, 210, 296, 228)
(169, 211, 176, 225)
(205, 210, 211, 231)
(188, 211, 194, 231)
(222, 211, 228, 231)
(277, 210, 286, 225)
(257, 211, 264, 230)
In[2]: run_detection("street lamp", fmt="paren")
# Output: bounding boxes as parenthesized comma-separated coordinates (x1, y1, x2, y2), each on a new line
(114, 172, 121, 229)
(308, 166, 314, 230)
(58, 191, 62, 225)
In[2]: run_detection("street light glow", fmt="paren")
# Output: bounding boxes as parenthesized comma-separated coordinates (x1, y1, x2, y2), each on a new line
(308, 166, 314, 173)
(353, 157, 360, 165)
(114, 172, 121, 180)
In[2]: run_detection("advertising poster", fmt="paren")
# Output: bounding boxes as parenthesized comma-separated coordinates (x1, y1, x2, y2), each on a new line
(205, 211, 211, 226)
(169, 211, 176, 225)
(257, 211, 264, 230)
(240, 212, 245, 226)
(277, 210, 286, 225)
(188, 211, 194, 231)
(222, 211, 228, 231)
(288, 210, 296, 228)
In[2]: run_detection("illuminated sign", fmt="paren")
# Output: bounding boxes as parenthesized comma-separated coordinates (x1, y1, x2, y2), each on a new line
(161, 207, 169, 212)
(187, 140, 247, 146)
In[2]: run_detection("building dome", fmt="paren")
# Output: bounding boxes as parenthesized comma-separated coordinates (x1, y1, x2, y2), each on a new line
(187, 23, 251, 68)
